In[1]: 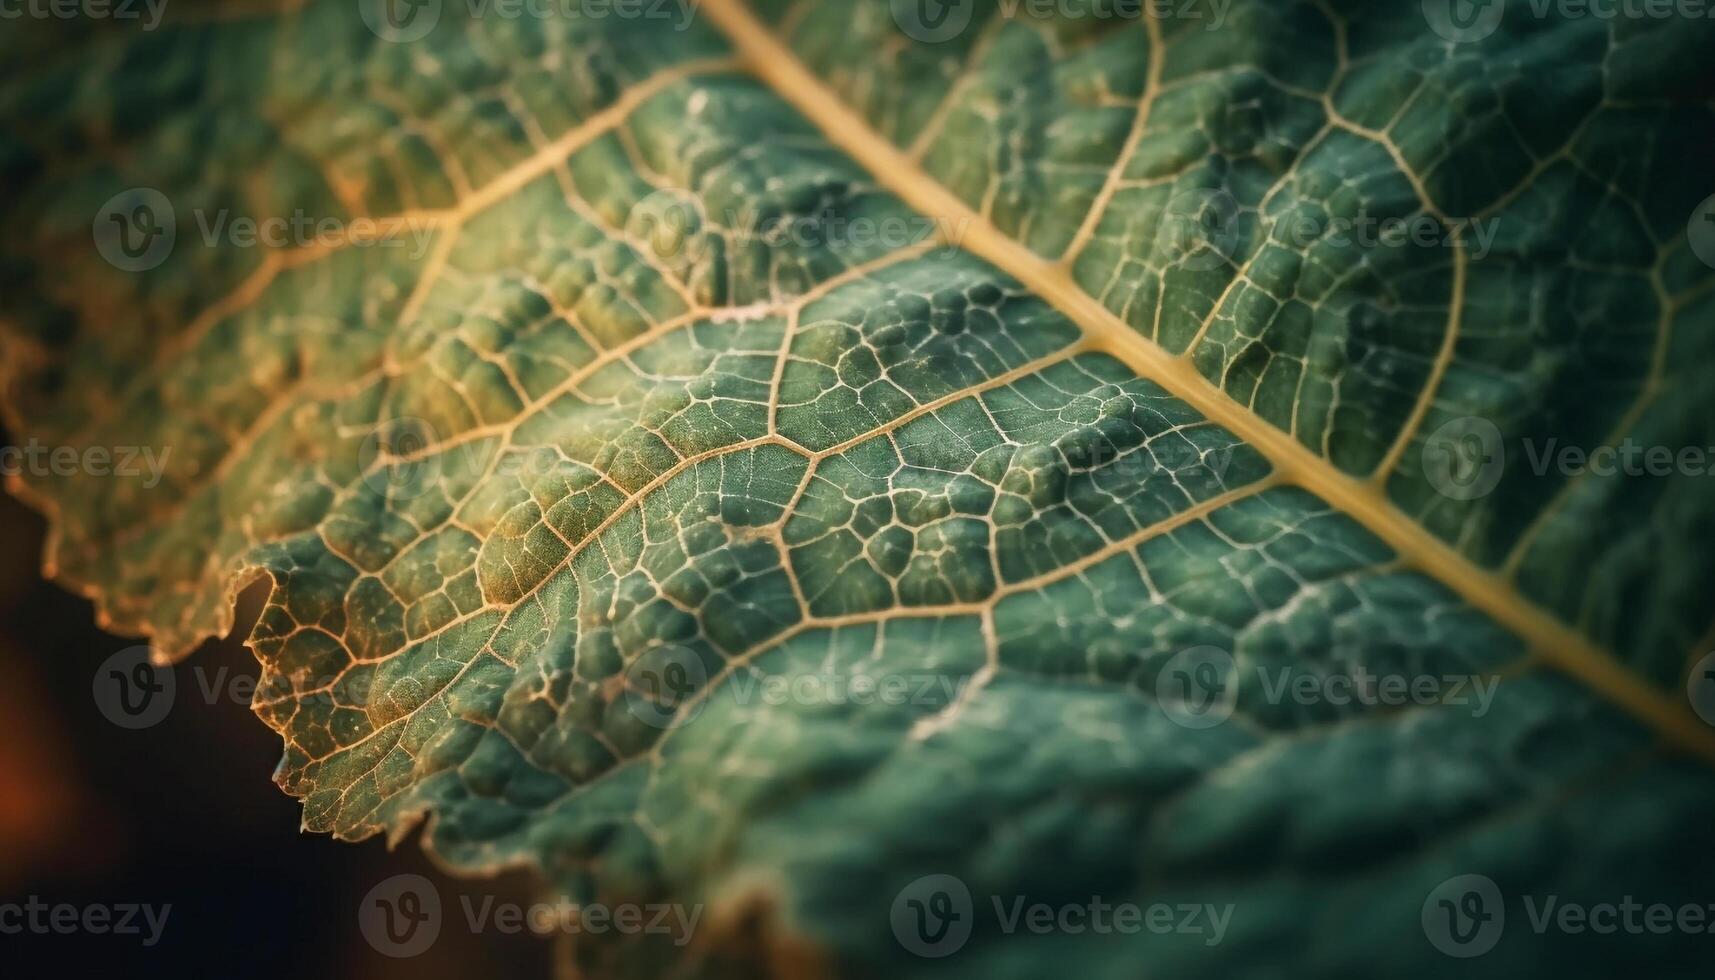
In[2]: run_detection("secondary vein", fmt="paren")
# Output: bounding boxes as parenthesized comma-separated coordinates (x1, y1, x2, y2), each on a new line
(695, 0, 1715, 764)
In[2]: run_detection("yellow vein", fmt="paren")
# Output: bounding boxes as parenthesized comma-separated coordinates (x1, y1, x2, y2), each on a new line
(1373, 243, 1468, 482)
(1500, 260, 1684, 577)
(63, 58, 742, 451)
(1059, 15, 1164, 267)
(696, 0, 1715, 764)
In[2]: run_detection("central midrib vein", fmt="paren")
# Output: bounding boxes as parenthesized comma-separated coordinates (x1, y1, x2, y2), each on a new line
(697, 0, 1715, 763)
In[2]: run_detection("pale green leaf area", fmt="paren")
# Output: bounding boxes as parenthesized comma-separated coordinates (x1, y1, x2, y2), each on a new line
(2, 0, 1713, 976)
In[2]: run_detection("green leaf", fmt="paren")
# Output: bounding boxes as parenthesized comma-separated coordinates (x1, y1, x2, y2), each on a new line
(4, 1, 1714, 975)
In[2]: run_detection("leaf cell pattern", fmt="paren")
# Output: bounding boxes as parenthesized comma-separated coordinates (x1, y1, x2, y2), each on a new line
(2, 1, 1713, 977)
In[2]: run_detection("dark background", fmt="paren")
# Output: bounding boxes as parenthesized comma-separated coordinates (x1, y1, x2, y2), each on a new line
(0, 473, 550, 977)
